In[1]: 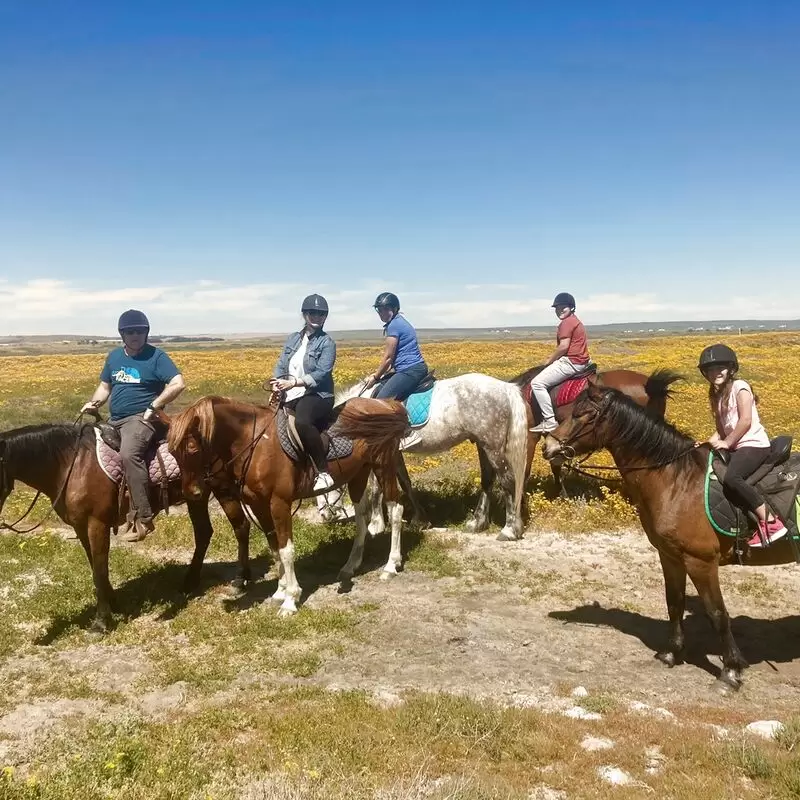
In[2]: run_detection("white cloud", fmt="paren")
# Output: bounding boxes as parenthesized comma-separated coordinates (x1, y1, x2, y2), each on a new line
(0, 279, 796, 336)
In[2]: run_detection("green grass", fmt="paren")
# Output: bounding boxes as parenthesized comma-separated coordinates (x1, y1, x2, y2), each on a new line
(405, 535, 463, 578)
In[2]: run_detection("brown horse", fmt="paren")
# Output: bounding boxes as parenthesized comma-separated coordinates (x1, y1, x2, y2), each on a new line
(167, 395, 408, 616)
(0, 421, 249, 633)
(543, 382, 799, 691)
(484, 368, 682, 506)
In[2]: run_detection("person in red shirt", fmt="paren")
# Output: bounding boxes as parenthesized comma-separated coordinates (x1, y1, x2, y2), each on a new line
(530, 292, 593, 433)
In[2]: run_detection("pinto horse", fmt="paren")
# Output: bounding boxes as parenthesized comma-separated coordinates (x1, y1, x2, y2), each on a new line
(0, 420, 249, 633)
(543, 382, 798, 691)
(167, 395, 409, 616)
(507, 367, 682, 499)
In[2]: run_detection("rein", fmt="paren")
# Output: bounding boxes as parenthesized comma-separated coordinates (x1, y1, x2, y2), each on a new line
(550, 393, 698, 479)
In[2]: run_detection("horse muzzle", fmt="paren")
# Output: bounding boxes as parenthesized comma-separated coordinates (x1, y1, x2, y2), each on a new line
(542, 436, 573, 462)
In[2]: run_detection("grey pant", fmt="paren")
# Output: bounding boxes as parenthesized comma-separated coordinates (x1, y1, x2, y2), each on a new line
(532, 357, 591, 423)
(111, 413, 156, 519)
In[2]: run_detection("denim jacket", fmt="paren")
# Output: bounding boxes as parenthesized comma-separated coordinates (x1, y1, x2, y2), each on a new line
(273, 329, 336, 399)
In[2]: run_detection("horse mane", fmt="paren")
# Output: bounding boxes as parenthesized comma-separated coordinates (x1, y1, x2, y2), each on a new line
(599, 388, 702, 472)
(167, 396, 228, 451)
(334, 380, 369, 407)
(508, 365, 544, 387)
(0, 423, 93, 468)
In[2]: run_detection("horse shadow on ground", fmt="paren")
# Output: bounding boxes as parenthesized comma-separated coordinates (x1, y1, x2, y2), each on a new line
(223, 526, 427, 612)
(35, 527, 427, 644)
(549, 598, 800, 680)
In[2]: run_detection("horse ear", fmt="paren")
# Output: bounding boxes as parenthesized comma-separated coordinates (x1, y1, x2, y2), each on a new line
(587, 381, 604, 400)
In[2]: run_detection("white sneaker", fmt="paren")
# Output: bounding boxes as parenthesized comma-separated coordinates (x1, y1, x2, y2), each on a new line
(313, 472, 335, 492)
(530, 421, 557, 434)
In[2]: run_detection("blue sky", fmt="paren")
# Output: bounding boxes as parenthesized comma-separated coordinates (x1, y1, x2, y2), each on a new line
(1, 1, 798, 334)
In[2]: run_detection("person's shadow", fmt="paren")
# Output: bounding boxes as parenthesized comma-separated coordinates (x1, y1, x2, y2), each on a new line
(549, 598, 800, 680)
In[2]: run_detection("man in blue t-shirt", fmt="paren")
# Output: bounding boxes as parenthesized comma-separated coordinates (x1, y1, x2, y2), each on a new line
(364, 292, 429, 401)
(80, 310, 185, 541)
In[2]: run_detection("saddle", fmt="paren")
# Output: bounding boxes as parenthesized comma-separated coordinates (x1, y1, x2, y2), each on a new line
(369, 370, 437, 427)
(93, 426, 181, 515)
(522, 364, 598, 420)
(704, 436, 800, 545)
(275, 407, 354, 463)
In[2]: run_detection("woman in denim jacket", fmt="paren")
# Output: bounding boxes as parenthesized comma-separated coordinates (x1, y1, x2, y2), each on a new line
(270, 294, 337, 492)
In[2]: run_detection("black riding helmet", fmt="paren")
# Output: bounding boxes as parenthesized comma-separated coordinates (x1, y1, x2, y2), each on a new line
(698, 343, 739, 374)
(551, 292, 576, 310)
(301, 294, 329, 314)
(373, 292, 400, 312)
(118, 309, 150, 332)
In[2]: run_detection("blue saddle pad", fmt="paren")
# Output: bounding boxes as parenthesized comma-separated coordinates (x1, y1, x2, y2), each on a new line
(404, 386, 434, 427)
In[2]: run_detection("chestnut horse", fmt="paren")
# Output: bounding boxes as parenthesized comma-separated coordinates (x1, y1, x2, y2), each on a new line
(167, 396, 408, 616)
(505, 367, 682, 499)
(543, 382, 798, 691)
(0, 420, 248, 633)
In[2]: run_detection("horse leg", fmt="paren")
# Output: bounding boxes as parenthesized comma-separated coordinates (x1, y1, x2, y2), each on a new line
(367, 472, 386, 536)
(338, 468, 372, 587)
(379, 459, 404, 579)
(214, 492, 252, 592)
(79, 517, 114, 633)
(271, 497, 300, 616)
(466, 445, 493, 533)
(655, 552, 687, 667)
(396, 454, 426, 528)
(183, 497, 215, 595)
(685, 554, 748, 690)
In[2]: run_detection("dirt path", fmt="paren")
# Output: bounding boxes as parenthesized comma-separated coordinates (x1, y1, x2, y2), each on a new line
(301, 527, 800, 716)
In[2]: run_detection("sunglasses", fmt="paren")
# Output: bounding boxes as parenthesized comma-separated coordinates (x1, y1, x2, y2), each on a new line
(121, 327, 148, 335)
(305, 311, 327, 318)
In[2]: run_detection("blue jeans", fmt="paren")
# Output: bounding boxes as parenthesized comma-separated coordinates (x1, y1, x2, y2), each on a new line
(375, 362, 429, 402)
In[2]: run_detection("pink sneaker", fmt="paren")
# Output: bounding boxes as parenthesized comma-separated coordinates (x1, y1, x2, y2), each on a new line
(747, 517, 788, 549)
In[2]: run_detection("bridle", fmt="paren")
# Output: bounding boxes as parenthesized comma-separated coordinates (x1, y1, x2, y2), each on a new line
(547, 391, 696, 477)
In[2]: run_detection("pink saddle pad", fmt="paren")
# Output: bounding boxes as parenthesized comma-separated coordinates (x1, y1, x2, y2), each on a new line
(94, 429, 180, 485)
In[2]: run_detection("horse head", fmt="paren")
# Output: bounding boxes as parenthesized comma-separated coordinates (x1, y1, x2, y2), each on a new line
(543, 382, 613, 462)
(167, 398, 222, 499)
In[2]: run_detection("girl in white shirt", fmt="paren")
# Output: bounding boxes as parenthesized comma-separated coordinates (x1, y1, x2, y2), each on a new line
(698, 344, 787, 548)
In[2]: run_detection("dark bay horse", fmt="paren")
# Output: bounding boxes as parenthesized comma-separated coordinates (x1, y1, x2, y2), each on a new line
(506, 367, 682, 499)
(543, 383, 797, 691)
(167, 396, 409, 616)
(0, 421, 248, 633)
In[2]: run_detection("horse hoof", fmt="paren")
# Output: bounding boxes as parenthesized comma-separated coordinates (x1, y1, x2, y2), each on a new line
(89, 618, 110, 635)
(337, 577, 354, 594)
(715, 669, 743, 693)
(368, 523, 386, 537)
(270, 589, 287, 603)
(231, 578, 246, 593)
(277, 604, 297, 618)
(655, 651, 683, 668)
(496, 528, 518, 542)
(380, 568, 397, 581)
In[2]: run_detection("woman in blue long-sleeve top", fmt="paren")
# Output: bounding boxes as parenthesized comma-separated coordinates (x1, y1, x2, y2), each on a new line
(269, 294, 337, 492)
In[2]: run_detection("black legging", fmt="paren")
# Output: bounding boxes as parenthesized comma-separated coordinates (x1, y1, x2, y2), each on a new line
(722, 445, 770, 513)
(286, 394, 334, 472)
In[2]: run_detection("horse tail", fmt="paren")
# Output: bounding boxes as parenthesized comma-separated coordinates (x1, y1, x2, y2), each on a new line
(505, 384, 529, 523)
(644, 369, 683, 417)
(333, 398, 409, 466)
(167, 396, 220, 453)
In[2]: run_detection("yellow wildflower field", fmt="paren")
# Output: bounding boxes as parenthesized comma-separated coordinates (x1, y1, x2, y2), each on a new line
(0, 332, 796, 530)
